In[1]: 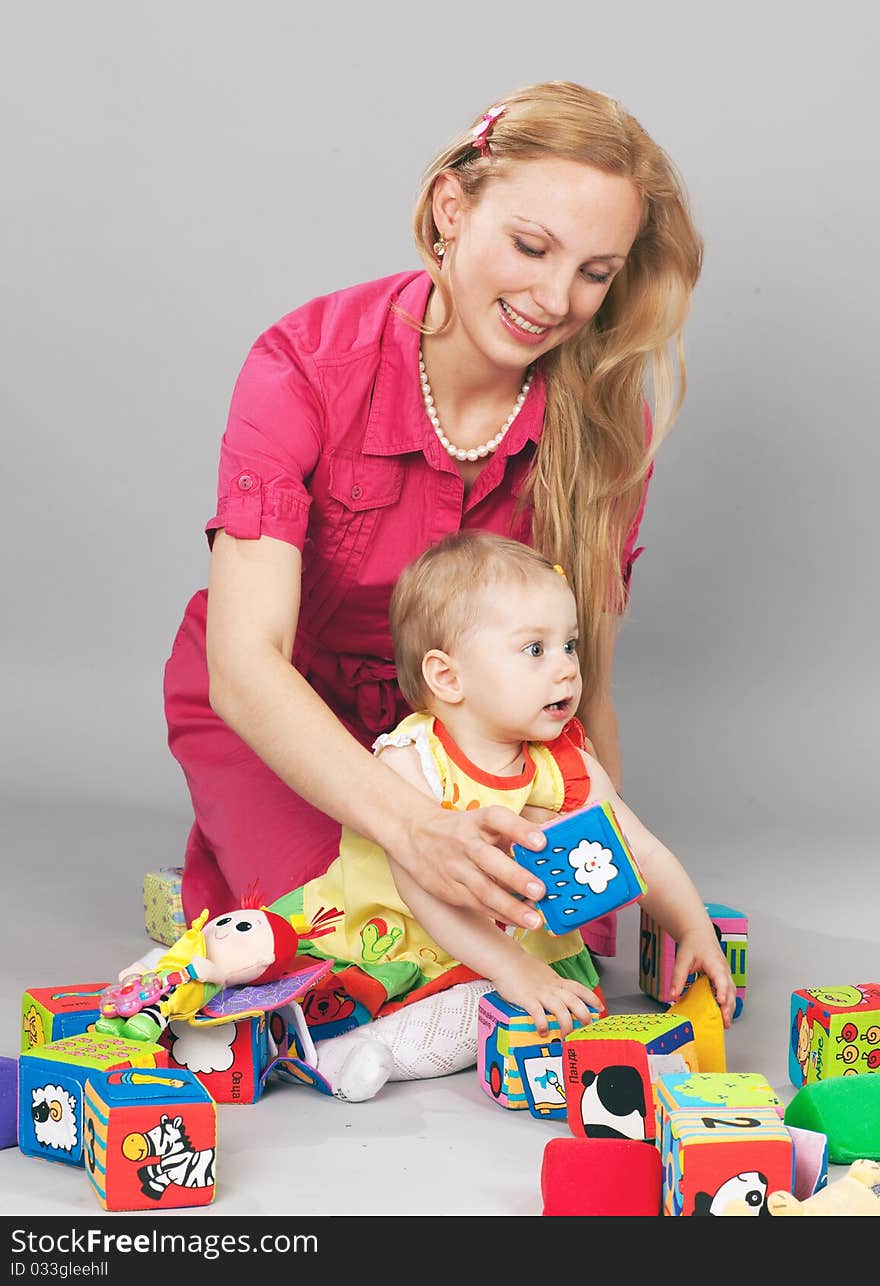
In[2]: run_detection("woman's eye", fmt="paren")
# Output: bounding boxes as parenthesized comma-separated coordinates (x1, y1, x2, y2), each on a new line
(513, 237, 543, 258)
(584, 269, 610, 284)
(525, 642, 543, 657)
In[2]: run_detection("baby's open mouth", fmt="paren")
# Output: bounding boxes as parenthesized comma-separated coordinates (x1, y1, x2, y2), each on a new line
(544, 699, 569, 712)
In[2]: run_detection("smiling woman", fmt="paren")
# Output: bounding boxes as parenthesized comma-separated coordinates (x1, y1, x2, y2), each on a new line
(163, 81, 703, 988)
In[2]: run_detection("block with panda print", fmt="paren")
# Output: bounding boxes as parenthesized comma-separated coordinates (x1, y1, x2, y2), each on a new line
(563, 1037, 656, 1143)
(662, 1105, 794, 1216)
(83, 1066, 216, 1211)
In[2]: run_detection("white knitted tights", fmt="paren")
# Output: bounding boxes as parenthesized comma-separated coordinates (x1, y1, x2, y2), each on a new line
(316, 979, 491, 1102)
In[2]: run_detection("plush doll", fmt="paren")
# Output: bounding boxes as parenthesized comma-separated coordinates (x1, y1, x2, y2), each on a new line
(96, 898, 300, 1042)
(767, 1160, 880, 1216)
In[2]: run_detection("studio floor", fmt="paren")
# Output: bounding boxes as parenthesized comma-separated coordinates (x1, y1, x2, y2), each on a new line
(2, 801, 876, 1218)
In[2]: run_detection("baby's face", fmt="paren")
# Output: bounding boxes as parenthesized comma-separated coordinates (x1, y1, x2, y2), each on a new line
(451, 571, 582, 742)
(202, 909, 275, 984)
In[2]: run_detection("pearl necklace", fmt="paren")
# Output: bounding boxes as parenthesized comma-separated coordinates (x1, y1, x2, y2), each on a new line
(418, 349, 532, 462)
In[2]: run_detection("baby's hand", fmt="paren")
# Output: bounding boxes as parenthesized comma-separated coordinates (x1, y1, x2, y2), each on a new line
(117, 960, 151, 982)
(670, 927, 736, 1029)
(492, 954, 599, 1038)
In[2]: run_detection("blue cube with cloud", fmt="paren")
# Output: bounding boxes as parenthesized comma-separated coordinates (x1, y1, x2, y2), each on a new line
(512, 801, 647, 934)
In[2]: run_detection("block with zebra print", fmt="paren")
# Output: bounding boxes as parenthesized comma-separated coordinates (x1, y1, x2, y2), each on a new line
(83, 1066, 216, 1211)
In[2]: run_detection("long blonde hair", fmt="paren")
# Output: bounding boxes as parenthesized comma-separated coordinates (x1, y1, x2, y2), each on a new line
(403, 81, 702, 702)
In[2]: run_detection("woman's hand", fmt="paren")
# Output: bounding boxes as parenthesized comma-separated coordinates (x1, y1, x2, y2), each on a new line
(669, 927, 737, 1029)
(376, 742, 551, 932)
(491, 952, 600, 1038)
(387, 799, 552, 933)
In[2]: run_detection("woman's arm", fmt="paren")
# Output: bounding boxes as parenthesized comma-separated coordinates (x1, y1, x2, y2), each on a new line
(578, 613, 622, 791)
(205, 530, 549, 929)
(380, 744, 600, 1036)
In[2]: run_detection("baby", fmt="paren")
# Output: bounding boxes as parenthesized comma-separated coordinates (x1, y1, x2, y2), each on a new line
(272, 531, 735, 1100)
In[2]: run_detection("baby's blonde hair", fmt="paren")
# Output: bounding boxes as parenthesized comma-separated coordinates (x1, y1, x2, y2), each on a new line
(401, 80, 702, 701)
(390, 530, 570, 710)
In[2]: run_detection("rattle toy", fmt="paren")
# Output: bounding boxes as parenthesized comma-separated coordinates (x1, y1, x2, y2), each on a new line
(98, 970, 190, 1022)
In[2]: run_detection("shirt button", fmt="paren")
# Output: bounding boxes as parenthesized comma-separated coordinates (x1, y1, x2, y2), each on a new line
(238, 474, 254, 491)
(351, 485, 363, 500)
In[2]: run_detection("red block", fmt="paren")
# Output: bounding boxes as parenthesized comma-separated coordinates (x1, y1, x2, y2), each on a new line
(563, 1038, 655, 1143)
(541, 1136, 662, 1216)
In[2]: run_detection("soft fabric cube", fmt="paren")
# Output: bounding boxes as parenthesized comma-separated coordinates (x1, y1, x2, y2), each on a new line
(477, 991, 597, 1111)
(161, 1007, 293, 1104)
(0, 1057, 17, 1150)
(143, 866, 186, 947)
(542, 1136, 662, 1216)
(789, 983, 880, 1086)
(567, 1012, 699, 1073)
(784, 1074, 880, 1163)
(662, 1105, 794, 1216)
(18, 1032, 166, 1167)
(786, 1124, 829, 1200)
(654, 1071, 782, 1164)
(640, 902, 748, 1019)
(21, 983, 109, 1053)
(512, 802, 646, 933)
(84, 1066, 216, 1211)
(563, 1037, 656, 1143)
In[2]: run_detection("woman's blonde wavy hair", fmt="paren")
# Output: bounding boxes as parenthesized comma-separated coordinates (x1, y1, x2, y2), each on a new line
(401, 81, 702, 704)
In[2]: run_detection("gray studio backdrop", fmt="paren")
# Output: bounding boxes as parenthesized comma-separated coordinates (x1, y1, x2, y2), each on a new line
(3, 5, 878, 878)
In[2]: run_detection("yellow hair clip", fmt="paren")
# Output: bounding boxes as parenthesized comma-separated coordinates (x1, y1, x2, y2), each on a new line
(552, 563, 567, 582)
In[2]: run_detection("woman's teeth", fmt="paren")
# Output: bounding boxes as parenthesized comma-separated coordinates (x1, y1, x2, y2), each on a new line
(500, 299, 548, 335)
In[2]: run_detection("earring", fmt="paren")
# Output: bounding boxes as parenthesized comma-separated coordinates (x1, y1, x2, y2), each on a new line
(433, 234, 448, 260)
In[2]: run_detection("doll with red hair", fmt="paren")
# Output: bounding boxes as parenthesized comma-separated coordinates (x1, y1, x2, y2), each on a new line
(96, 891, 300, 1042)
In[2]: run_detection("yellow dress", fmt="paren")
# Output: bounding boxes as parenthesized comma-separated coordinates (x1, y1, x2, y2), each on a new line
(270, 712, 599, 1024)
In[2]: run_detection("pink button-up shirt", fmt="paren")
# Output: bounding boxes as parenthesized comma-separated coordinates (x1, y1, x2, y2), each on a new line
(167, 269, 649, 750)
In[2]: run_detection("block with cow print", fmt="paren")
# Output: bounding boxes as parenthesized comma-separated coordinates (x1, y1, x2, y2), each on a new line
(17, 1032, 167, 1168)
(662, 1105, 794, 1216)
(563, 1037, 657, 1143)
(83, 1066, 216, 1211)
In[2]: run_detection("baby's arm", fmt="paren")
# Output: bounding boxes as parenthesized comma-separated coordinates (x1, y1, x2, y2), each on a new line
(580, 752, 736, 1027)
(379, 745, 599, 1036)
(387, 853, 598, 1036)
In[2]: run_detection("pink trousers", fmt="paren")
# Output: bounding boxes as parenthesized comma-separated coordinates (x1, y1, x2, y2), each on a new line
(164, 590, 617, 955)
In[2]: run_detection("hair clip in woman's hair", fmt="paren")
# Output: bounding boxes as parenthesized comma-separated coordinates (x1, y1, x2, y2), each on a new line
(552, 564, 568, 581)
(471, 104, 506, 157)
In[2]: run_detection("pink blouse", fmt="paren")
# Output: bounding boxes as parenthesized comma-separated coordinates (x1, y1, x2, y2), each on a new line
(167, 269, 650, 749)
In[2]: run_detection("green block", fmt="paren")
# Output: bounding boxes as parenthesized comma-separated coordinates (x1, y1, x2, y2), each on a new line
(784, 1074, 880, 1163)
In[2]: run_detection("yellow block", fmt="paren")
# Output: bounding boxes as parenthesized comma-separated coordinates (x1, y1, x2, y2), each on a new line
(667, 974, 726, 1073)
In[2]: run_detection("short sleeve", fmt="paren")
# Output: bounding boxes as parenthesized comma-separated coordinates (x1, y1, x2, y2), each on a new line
(619, 400, 654, 601)
(205, 322, 324, 550)
(543, 719, 592, 812)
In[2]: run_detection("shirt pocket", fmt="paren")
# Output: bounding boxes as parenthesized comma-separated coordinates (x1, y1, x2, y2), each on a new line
(303, 451, 405, 628)
(326, 452, 405, 513)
